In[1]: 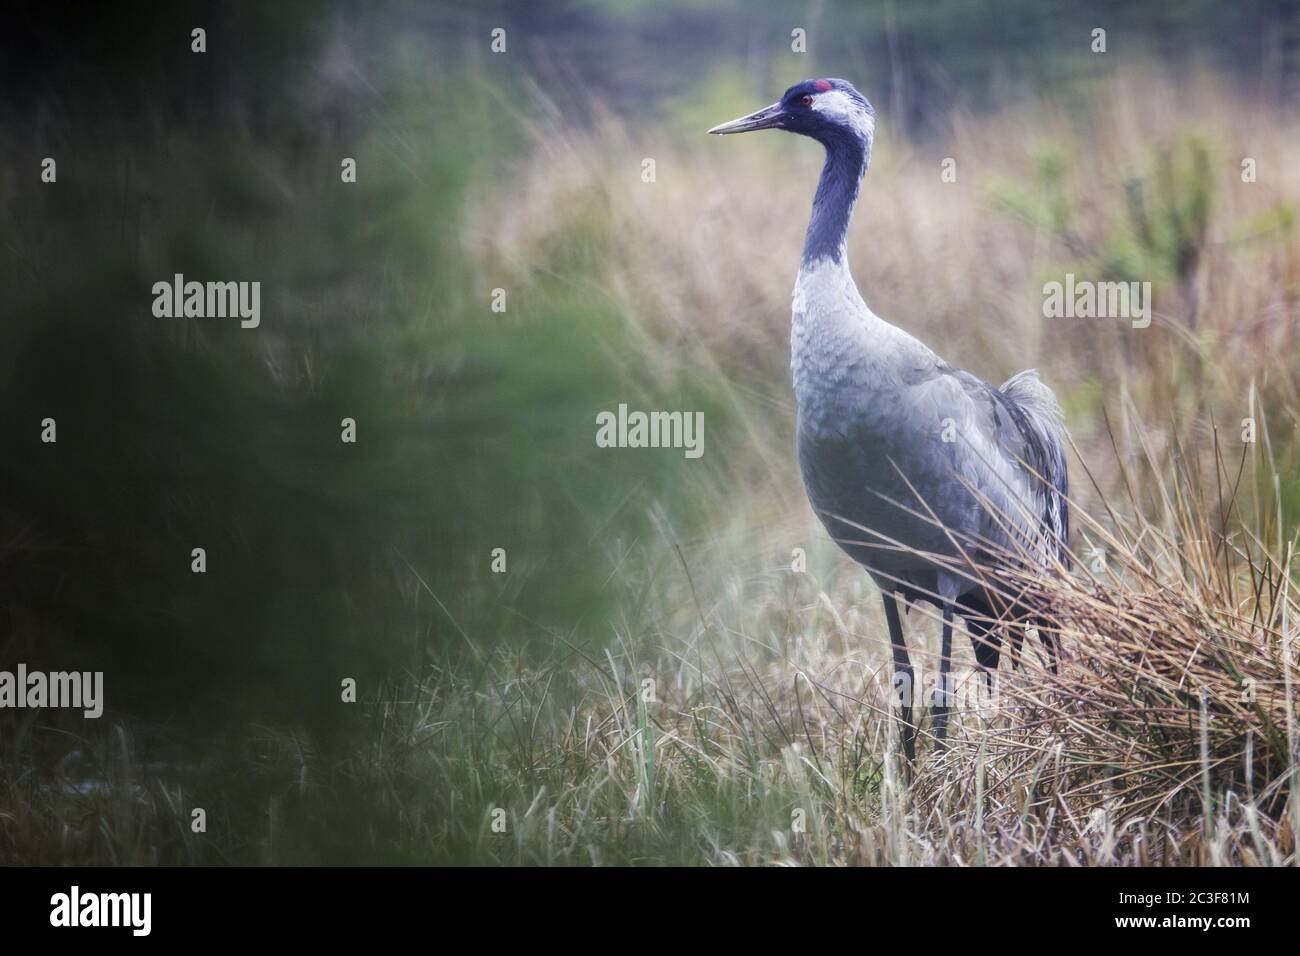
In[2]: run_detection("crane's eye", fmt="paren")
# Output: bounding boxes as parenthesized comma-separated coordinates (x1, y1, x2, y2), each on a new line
(800, 95, 813, 106)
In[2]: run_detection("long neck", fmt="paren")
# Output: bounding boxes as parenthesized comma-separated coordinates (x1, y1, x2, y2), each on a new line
(802, 133, 868, 266)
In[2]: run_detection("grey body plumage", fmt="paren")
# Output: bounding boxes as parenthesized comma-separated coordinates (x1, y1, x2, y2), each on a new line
(712, 79, 1070, 756)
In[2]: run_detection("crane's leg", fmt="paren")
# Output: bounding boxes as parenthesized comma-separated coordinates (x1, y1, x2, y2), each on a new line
(1035, 617, 1059, 674)
(965, 612, 1000, 693)
(932, 603, 955, 745)
(1009, 625, 1025, 671)
(881, 591, 916, 761)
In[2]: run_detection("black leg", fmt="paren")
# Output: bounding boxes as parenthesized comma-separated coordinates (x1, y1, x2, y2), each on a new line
(966, 613, 1000, 693)
(1009, 624, 1025, 671)
(1035, 617, 1059, 674)
(933, 602, 954, 745)
(882, 591, 916, 761)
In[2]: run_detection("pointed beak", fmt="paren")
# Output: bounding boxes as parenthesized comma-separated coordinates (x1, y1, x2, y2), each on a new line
(708, 102, 785, 135)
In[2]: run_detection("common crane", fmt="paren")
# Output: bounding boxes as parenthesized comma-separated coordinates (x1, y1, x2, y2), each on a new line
(710, 79, 1070, 758)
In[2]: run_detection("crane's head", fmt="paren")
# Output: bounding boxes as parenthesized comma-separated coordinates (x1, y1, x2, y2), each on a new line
(708, 78, 875, 149)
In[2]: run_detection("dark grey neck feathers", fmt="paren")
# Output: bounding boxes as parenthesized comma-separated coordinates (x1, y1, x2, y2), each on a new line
(802, 130, 868, 266)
